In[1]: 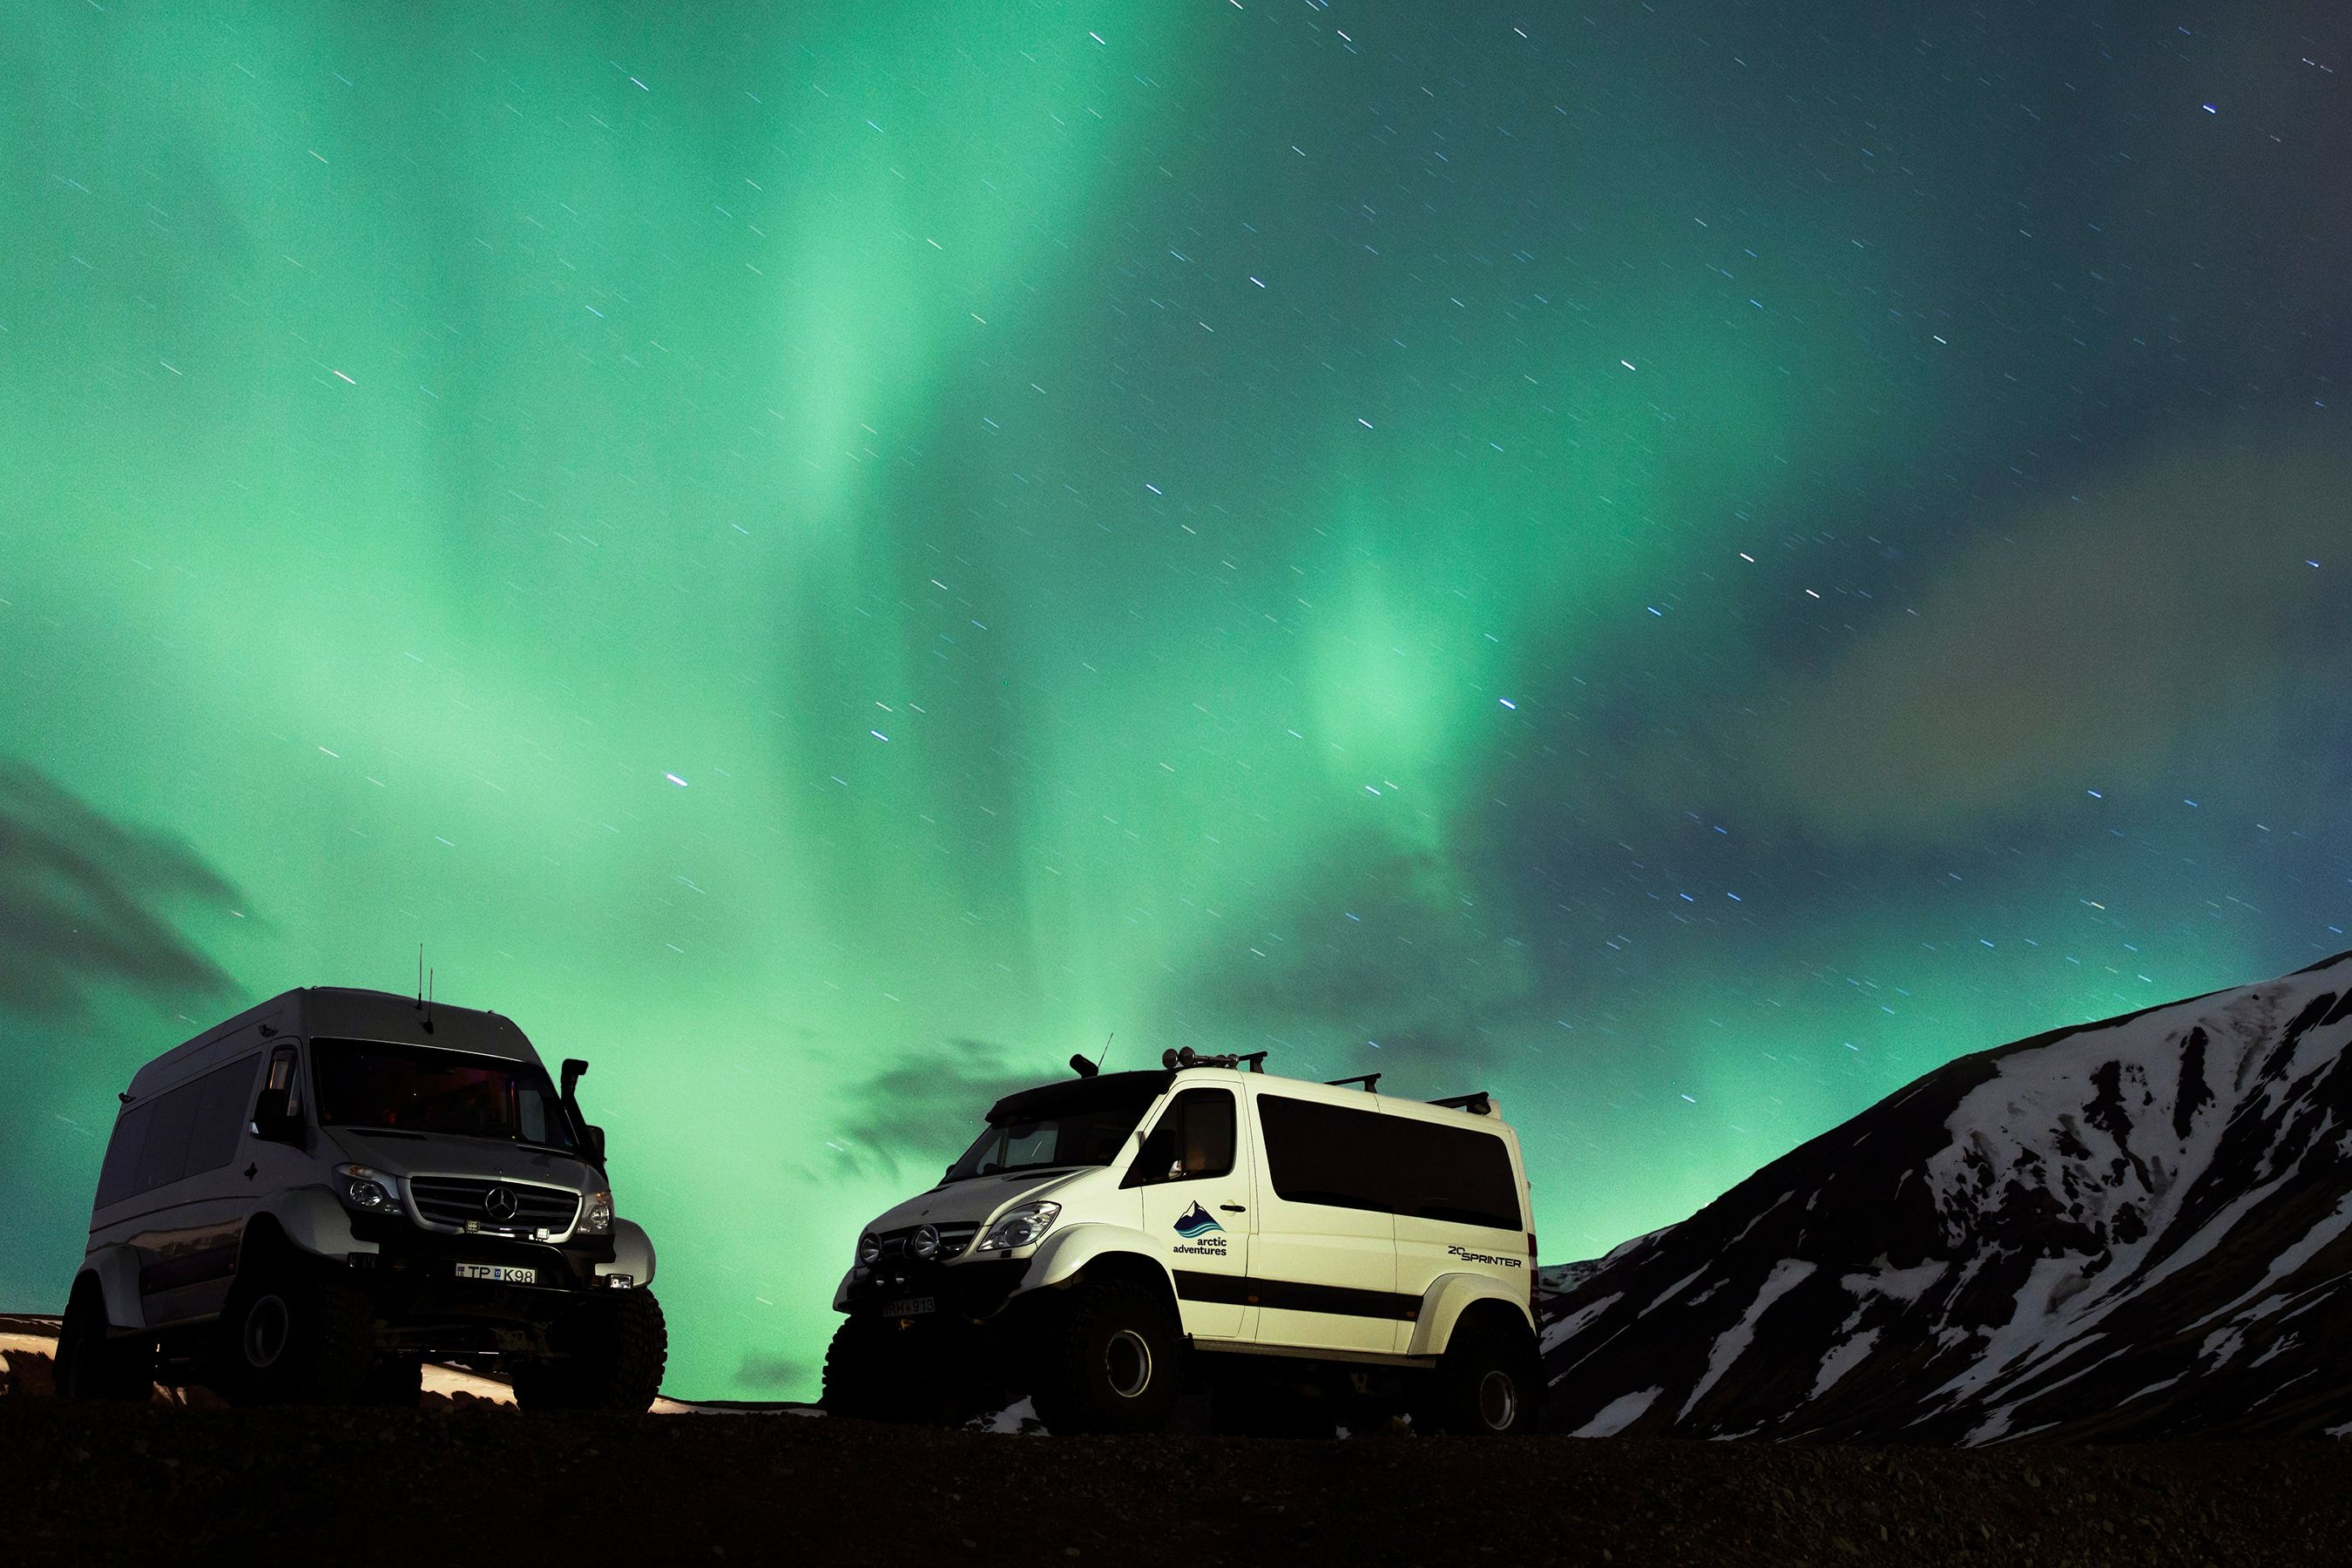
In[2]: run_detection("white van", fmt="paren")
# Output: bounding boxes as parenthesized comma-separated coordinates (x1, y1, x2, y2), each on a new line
(54, 987, 665, 1409)
(825, 1050, 1539, 1435)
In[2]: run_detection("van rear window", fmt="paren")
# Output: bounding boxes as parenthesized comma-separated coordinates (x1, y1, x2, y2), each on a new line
(1256, 1095, 1522, 1230)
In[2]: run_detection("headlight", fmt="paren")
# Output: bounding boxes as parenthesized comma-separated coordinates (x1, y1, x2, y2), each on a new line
(977, 1201, 1061, 1252)
(578, 1190, 614, 1234)
(332, 1164, 401, 1213)
(855, 1232, 882, 1266)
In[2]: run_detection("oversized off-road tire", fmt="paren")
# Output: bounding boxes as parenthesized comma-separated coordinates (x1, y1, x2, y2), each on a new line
(214, 1266, 378, 1406)
(820, 1313, 929, 1422)
(1413, 1308, 1538, 1436)
(1028, 1280, 1186, 1436)
(358, 1354, 424, 1408)
(512, 1289, 668, 1411)
(56, 1277, 154, 1402)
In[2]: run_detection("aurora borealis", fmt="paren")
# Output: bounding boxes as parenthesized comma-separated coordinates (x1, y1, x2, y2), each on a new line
(5, 1, 2350, 1398)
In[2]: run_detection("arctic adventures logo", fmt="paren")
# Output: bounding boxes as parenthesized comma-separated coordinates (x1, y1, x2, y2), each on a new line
(1174, 1200, 1224, 1239)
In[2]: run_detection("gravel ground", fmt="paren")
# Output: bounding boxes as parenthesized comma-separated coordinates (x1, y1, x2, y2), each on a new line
(4, 1375, 2350, 1568)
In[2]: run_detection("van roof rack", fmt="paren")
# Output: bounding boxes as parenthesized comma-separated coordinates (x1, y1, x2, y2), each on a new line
(1429, 1091, 1491, 1115)
(1327, 1073, 1382, 1092)
(1161, 1047, 1268, 1073)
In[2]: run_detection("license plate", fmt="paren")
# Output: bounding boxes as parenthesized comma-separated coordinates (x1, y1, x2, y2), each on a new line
(454, 1262, 537, 1285)
(882, 1296, 935, 1317)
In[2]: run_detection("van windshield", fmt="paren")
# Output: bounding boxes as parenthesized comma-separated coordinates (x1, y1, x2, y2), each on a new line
(946, 1108, 1148, 1181)
(942, 1071, 1172, 1183)
(313, 1037, 579, 1152)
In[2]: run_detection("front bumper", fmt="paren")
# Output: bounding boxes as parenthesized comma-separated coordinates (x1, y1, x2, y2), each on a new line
(838, 1255, 1030, 1323)
(342, 1213, 624, 1348)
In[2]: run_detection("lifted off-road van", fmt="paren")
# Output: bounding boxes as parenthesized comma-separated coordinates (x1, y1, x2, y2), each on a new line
(56, 987, 666, 1409)
(824, 1050, 1539, 1435)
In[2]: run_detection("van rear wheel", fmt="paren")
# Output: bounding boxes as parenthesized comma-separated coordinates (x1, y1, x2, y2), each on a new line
(1029, 1280, 1185, 1435)
(56, 1279, 153, 1402)
(1416, 1311, 1538, 1436)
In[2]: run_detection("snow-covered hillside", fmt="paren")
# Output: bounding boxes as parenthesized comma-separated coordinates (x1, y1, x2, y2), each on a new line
(1543, 951, 2352, 1442)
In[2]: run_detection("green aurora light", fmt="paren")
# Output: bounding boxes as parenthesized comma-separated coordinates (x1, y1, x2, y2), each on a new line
(5, 1, 2350, 1396)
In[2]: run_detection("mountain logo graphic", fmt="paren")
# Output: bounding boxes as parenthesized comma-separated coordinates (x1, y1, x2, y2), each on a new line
(1173, 1200, 1223, 1239)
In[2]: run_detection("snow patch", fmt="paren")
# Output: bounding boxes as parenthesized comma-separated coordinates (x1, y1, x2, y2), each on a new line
(1678, 1259, 1816, 1421)
(1572, 1386, 1663, 1437)
(1540, 1291, 1624, 1355)
(1808, 1328, 1881, 1402)
(964, 1396, 1043, 1435)
(1841, 1260, 1947, 1306)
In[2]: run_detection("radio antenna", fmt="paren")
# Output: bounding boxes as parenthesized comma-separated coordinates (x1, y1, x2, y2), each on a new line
(416, 945, 425, 1008)
(1096, 1031, 1114, 1071)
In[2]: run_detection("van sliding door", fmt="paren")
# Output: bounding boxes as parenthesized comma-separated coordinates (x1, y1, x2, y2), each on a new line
(1244, 1091, 1403, 1355)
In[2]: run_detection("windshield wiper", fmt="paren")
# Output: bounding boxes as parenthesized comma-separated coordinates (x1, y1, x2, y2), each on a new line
(341, 1126, 576, 1157)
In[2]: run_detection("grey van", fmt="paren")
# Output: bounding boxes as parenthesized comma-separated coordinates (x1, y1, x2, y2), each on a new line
(54, 987, 666, 1409)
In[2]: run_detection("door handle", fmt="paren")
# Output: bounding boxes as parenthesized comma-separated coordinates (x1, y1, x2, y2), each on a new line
(1219, 1204, 1247, 1213)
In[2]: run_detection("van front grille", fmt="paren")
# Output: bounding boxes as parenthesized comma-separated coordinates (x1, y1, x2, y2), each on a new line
(876, 1221, 981, 1261)
(409, 1176, 581, 1234)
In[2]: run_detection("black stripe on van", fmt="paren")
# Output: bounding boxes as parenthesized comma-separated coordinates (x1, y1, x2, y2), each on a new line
(1173, 1271, 1420, 1321)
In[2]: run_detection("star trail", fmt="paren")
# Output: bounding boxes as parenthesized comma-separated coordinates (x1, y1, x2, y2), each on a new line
(3, 1, 2349, 1396)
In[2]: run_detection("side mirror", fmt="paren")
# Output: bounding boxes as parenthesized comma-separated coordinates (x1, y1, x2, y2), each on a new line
(585, 1124, 606, 1162)
(250, 1105, 304, 1146)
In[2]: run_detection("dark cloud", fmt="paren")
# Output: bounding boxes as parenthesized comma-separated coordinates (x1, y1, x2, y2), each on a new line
(813, 1040, 1055, 1182)
(1173, 828, 1538, 1078)
(1538, 438, 2352, 851)
(734, 1351, 814, 1393)
(0, 760, 239, 1015)
(1730, 439, 2352, 841)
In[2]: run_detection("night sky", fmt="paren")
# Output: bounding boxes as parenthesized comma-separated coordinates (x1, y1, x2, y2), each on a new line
(5, 1, 2349, 1399)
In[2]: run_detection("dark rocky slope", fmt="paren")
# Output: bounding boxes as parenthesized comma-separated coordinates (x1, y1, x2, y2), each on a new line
(1544, 950, 2352, 1442)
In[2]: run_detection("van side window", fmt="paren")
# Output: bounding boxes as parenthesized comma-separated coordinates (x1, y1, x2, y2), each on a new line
(1387, 1118, 1522, 1231)
(1255, 1095, 1390, 1213)
(115, 1057, 263, 1201)
(1257, 1096, 1523, 1229)
(96, 1102, 154, 1207)
(1121, 1090, 1236, 1187)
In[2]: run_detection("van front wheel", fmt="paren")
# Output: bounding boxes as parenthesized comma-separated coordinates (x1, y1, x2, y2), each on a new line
(511, 1289, 668, 1411)
(1029, 1280, 1184, 1435)
(215, 1267, 377, 1406)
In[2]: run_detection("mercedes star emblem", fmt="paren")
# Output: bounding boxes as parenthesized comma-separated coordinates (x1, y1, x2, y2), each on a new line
(483, 1185, 521, 1220)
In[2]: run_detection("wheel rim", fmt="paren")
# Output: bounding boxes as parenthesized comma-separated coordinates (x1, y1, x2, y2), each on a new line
(242, 1294, 292, 1370)
(1104, 1328, 1154, 1399)
(1477, 1369, 1517, 1430)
